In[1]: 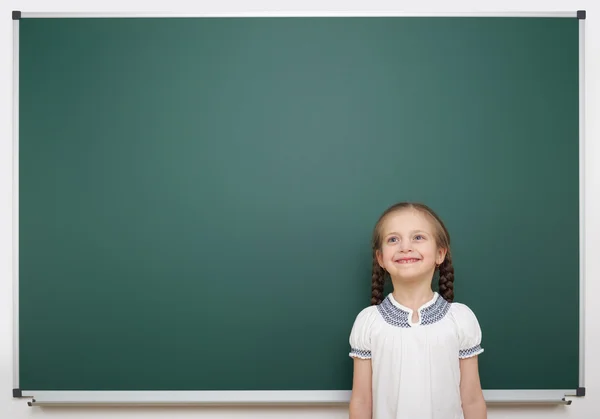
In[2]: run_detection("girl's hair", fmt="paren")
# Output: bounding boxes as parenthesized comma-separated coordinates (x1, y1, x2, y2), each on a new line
(370, 202, 454, 305)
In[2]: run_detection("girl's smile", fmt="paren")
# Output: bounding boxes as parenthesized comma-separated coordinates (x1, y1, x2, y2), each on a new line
(394, 257, 422, 264)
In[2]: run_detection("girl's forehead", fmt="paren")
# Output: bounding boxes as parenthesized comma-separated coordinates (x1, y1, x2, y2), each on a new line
(381, 209, 434, 233)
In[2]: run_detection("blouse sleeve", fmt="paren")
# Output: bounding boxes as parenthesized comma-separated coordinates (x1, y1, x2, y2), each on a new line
(348, 306, 376, 359)
(452, 303, 484, 359)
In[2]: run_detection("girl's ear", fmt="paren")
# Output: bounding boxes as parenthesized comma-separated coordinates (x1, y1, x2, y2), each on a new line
(436, 248, 448, 265)
(376, 249, 384, 268)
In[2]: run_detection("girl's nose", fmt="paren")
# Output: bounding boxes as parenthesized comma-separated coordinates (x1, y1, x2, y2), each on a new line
(399, 241, 412, 251)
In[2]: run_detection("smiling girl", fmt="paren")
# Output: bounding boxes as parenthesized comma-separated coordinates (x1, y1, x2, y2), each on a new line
(348, 202, 487, 419)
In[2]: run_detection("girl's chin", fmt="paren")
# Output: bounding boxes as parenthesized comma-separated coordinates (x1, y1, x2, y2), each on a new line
(389, 269, 436, 282)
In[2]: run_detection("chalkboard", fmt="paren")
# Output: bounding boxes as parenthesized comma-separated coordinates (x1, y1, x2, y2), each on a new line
(13, 12, 585, 405)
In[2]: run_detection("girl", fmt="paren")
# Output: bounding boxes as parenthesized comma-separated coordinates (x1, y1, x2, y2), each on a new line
(349, 202, 487, 419)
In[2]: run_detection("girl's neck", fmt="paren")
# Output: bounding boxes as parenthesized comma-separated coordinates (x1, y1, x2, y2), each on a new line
(390, 277, 435, 311)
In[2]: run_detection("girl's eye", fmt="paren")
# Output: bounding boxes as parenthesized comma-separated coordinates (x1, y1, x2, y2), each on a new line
(414, 235, 424, 240)
(388, 237, 398, 243)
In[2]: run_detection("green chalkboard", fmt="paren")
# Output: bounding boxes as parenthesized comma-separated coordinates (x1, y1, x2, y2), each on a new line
(16, 15, 582, 396)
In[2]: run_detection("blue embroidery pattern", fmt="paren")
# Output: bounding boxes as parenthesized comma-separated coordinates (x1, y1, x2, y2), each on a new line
(377, 294, 450, 328)
(377, 297, 411, 327)
(459, 344, 483, 358)
(421, 295, 451, 325)
(349, 348, 372, 359)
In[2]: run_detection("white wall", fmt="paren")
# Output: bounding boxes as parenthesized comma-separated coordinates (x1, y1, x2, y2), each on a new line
(2, 0, 598, 418)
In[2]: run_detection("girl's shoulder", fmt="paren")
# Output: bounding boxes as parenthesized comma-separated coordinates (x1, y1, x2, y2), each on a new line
(351, 304, 380, 328)
(448, 300, 480, 319)
(447, 301, 483, 331)
(447, 301, 485, 359)
(348, 305, 380, 359)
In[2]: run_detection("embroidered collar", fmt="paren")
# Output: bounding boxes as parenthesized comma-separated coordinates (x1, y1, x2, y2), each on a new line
(377, 292, 450, 328)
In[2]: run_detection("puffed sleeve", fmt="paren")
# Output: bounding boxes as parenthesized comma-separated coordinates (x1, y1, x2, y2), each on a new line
(348, 306, 377, 359)
(452, 303, 484, 359)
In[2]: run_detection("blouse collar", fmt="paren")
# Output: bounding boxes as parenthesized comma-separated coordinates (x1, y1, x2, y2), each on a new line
(377, 292, 450, 328)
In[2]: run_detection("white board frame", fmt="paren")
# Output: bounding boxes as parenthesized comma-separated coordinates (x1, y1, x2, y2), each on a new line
(11, 10, 587, 406)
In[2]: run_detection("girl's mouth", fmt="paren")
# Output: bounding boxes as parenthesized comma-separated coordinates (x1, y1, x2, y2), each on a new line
(395, 258, 421, 264)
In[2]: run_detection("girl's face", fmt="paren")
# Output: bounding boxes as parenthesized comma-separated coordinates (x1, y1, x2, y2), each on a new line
(376, 209, 447, 282)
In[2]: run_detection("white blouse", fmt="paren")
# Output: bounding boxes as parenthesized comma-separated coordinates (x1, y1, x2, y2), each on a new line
(349, 292, 484, 419)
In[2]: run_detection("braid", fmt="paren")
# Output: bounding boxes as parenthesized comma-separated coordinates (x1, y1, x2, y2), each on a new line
(438, 253, 454, 302)
(370, 250, 385, 305)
